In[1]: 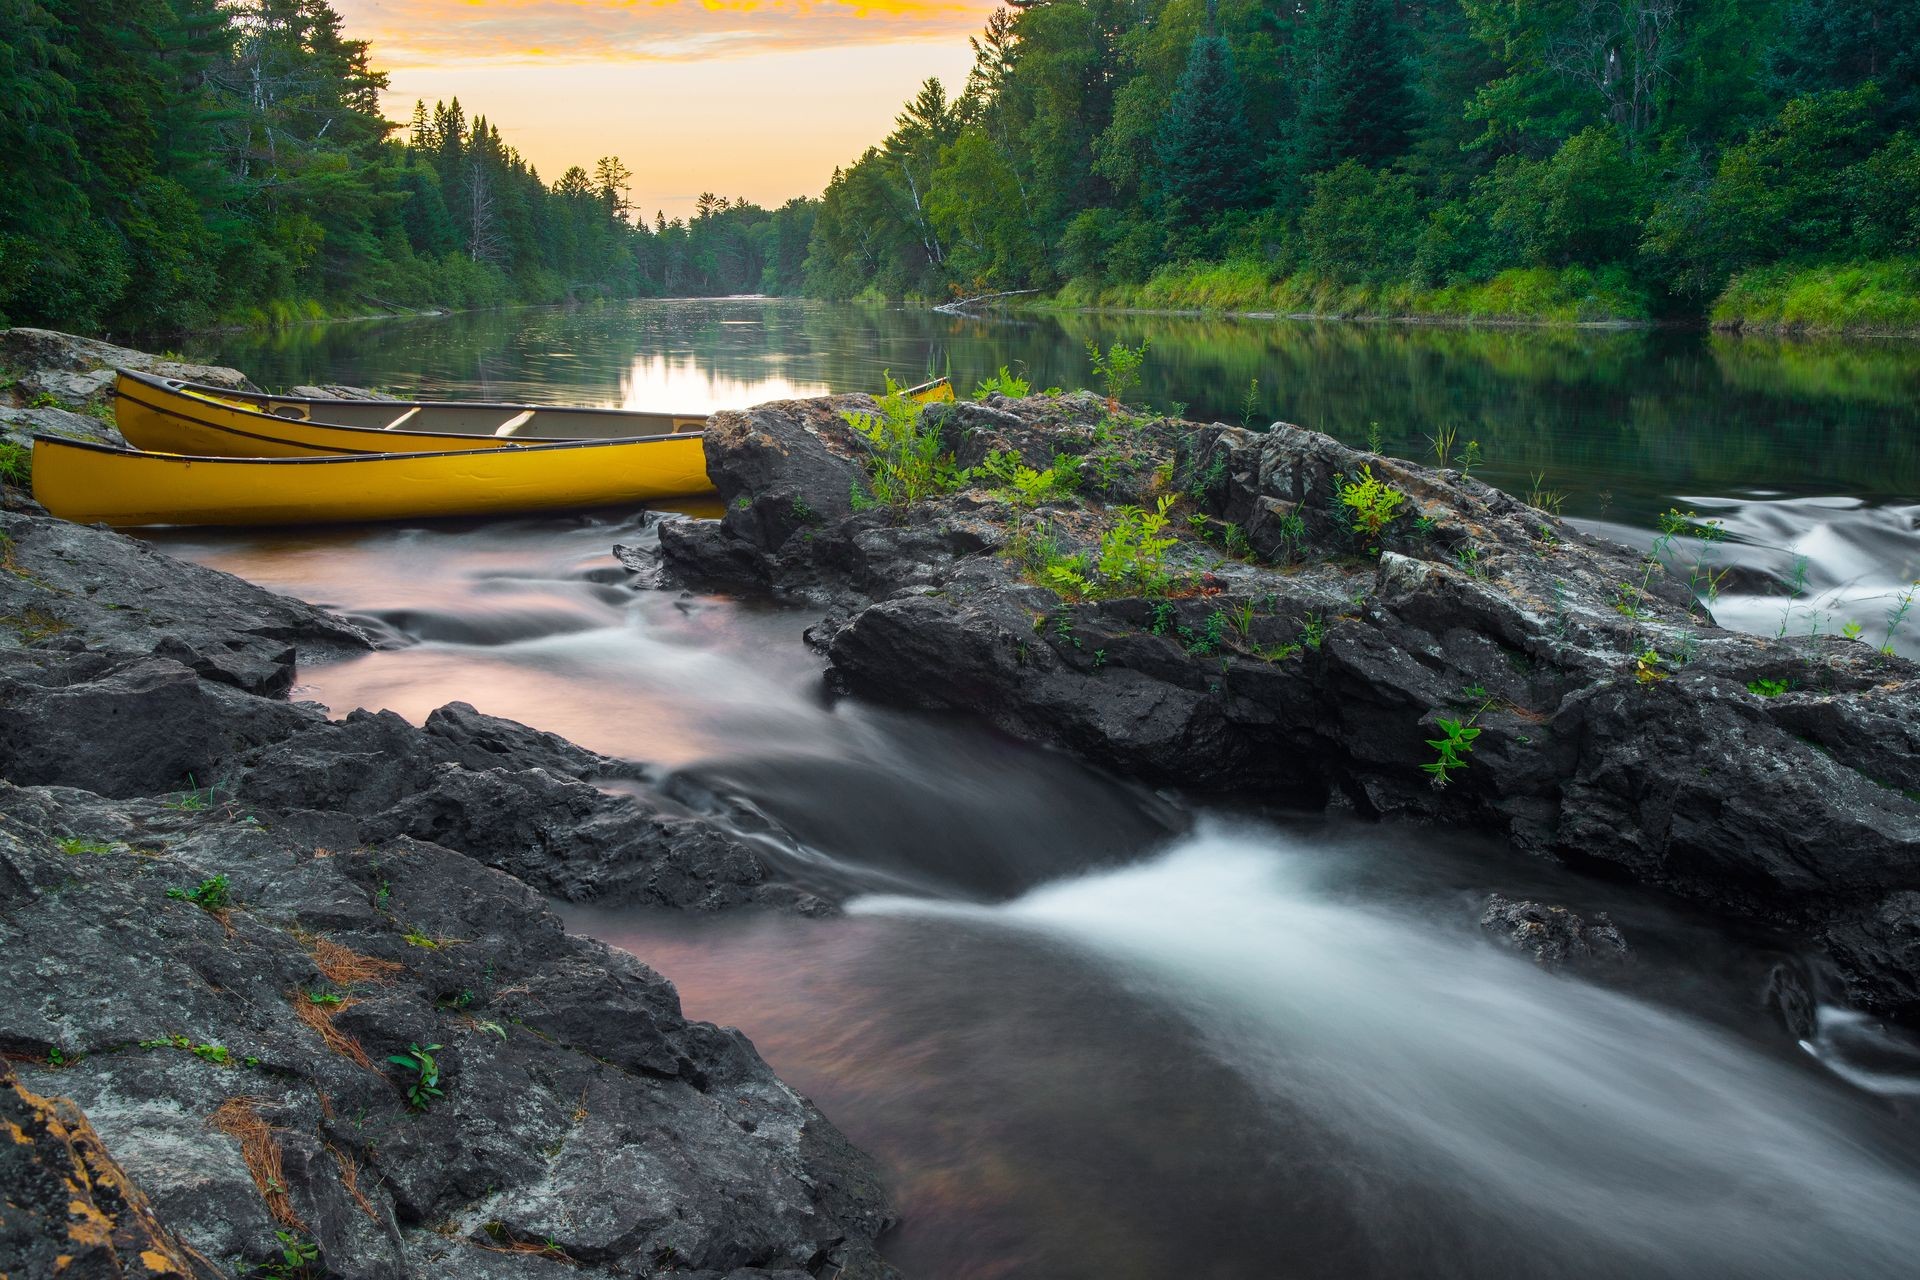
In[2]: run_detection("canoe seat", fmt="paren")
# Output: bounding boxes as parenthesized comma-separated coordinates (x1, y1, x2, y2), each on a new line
(382, 407, 421, 431)
(494, 410, 536, 437)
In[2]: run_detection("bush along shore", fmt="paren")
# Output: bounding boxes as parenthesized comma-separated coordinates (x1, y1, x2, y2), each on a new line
(657, 373, 1920, 1022)
(0, 354, 897, 1275)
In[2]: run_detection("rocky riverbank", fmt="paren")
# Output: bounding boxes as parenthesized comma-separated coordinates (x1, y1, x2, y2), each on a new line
(0, 366, 898, 1273)
(656, 389, 1920, 1022)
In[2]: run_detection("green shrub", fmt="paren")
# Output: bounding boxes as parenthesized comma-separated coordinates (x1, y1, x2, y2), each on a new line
(842, 375, 969, 506)
(0, 441, 30, 487)
(972, 366, 1032, 399)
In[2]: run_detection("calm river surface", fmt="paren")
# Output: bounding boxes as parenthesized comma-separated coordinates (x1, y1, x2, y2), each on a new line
(171, 300, 1920, 1277)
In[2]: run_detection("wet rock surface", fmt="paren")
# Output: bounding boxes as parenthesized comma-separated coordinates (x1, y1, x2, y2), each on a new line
(0, 508, 893, 1274)
(1480, 894, 1630, 971)
(658, 392, 1920, 1021)
(0, 788, 894, 1279)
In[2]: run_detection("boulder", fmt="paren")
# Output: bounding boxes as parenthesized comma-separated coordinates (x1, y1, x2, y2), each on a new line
(0, 785, 896, 1279)
(1479, 894, 1630, 971)
(0, 327, 255, 409)
(659, 394, 1920, 1021)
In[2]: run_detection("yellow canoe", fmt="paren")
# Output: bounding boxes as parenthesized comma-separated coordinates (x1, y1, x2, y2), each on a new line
(30, 433, 714, 528)
(113, 369, 707, 458)
(114, 369, 955, 458)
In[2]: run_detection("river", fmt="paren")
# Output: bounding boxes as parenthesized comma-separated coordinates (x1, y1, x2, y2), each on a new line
(167, 300, 1920, 1277)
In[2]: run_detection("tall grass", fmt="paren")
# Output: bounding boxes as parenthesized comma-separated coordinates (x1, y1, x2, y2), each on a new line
(1711, 257, 1920, 335)
(1049, 262, 1650, 325)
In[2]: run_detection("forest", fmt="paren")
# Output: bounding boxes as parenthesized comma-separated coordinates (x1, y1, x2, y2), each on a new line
(8, 1, 1915, 335)
(0, 0, 815, 334)
(805, 0, 1920, 328)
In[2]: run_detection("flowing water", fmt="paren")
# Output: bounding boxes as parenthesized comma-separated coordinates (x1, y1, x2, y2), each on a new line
(167, 302, 1920, 1276)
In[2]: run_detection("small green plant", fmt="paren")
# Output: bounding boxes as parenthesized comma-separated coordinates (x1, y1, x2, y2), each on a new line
(164, 773, 218, 812)
(1150, 601, 1176, 635)
(1525, 471, 1565, 515)
(1222, 523, 1252, 558)
(1366, 421, 1383, 455)
(47, 1046, 77, 1067)
(1747, 678, 1790, 697)
(1086, 338, 1149, 408)
(1240, 379, 1260, 428)
(1842, 620, 1864, 641)
(252, 1230, 320, 1279)
(1274, 508, 1307, 563)
(972, 365, 1031, 400)
(192, 1042, 231, 1065)
(1428, 425, 1458, 468)
(1422, 718, 1481, 789)
(305, 990, 345, 1006)
(1458, 440, 1482, 478)
(1338, 465, 1406, 540)
(789, 496, 816, 523)
(1882, 583, 1918, 655)
(1094, 496, 1180, 597)
(1454, 545, 1484, 578)
(841, 375, 968, 507)
(402, 927, 441, 949)
(0, 440, 29, 486)
(166, 874, 232, 911)
(1633, 648, 1669, 683)
(1776, 556, 1810, 637)
(1299, 613, 1326, 650)
(28, 391, 61, 409)
(56, 836, 113, 856)
(387, 1042, 445, 1111)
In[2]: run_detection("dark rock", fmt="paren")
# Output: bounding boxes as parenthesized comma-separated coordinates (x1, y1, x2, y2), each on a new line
(287, 384, 396, 401)
(2, 403, 128, 455)
(0, 785, 896, 1279)
(1, 509, 371, 692)
(0, 1060, 225, 1279)
(666, 395, 1920, 1021)
(1480, 894, 1631, 971)
(0, 327, 255, 408)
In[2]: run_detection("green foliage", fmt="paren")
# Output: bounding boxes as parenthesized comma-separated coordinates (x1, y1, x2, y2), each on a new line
(1338, 465, 1406, 539)
(387, 1042, 445, 1111)
(1086, 338, 1151, 407)
(1155, 33, 1254, 228)
(0, 442, 31, 487)
(1095, 497, 1180, 596)
(1422, 717, 1480, 788)
(973, 366, 1032, 399)
(1747, 678, 1791, 697)
(250, 1230, 321, 1280)
(841, 376, 968, 507)
(801, 1, 1919, 333)
(166, 874, 232, 912)
(56, 837, 112, 856)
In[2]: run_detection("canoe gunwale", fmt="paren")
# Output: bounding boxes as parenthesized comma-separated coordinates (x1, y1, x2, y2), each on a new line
(117, 368, 696, 424)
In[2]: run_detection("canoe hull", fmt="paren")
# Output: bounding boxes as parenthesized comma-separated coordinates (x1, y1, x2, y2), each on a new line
(30, 434, 714, 528)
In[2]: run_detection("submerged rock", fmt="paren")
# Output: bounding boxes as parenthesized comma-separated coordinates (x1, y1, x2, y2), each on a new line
(660, 392, 1920, 1021)
(1480, 894, 1630, 971)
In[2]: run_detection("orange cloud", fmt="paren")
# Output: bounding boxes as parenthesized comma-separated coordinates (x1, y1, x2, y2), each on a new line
(335, 0, 991, 64)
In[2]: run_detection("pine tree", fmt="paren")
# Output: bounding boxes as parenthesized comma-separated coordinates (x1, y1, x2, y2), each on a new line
(1287, 0, 1415, 180)
(1154, 8, 1254, 228)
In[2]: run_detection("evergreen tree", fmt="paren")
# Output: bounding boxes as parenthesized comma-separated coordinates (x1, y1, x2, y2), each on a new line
(1287, 0, 1416, 180)
(1153, 7, 1255, 228)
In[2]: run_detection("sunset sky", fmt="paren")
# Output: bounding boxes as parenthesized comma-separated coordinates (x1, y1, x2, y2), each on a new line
(334, 1, 987, 221)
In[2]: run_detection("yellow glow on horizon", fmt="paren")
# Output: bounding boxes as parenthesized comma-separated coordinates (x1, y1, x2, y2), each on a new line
(337, 0, 987, 219)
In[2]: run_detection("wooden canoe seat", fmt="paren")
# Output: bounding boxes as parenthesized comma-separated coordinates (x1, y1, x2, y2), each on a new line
(494, 410, 536, 437)
(381, 407, 421, 431)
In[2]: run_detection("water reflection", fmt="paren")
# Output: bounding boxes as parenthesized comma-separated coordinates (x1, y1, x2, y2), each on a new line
(185, 299, 1920, 533)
